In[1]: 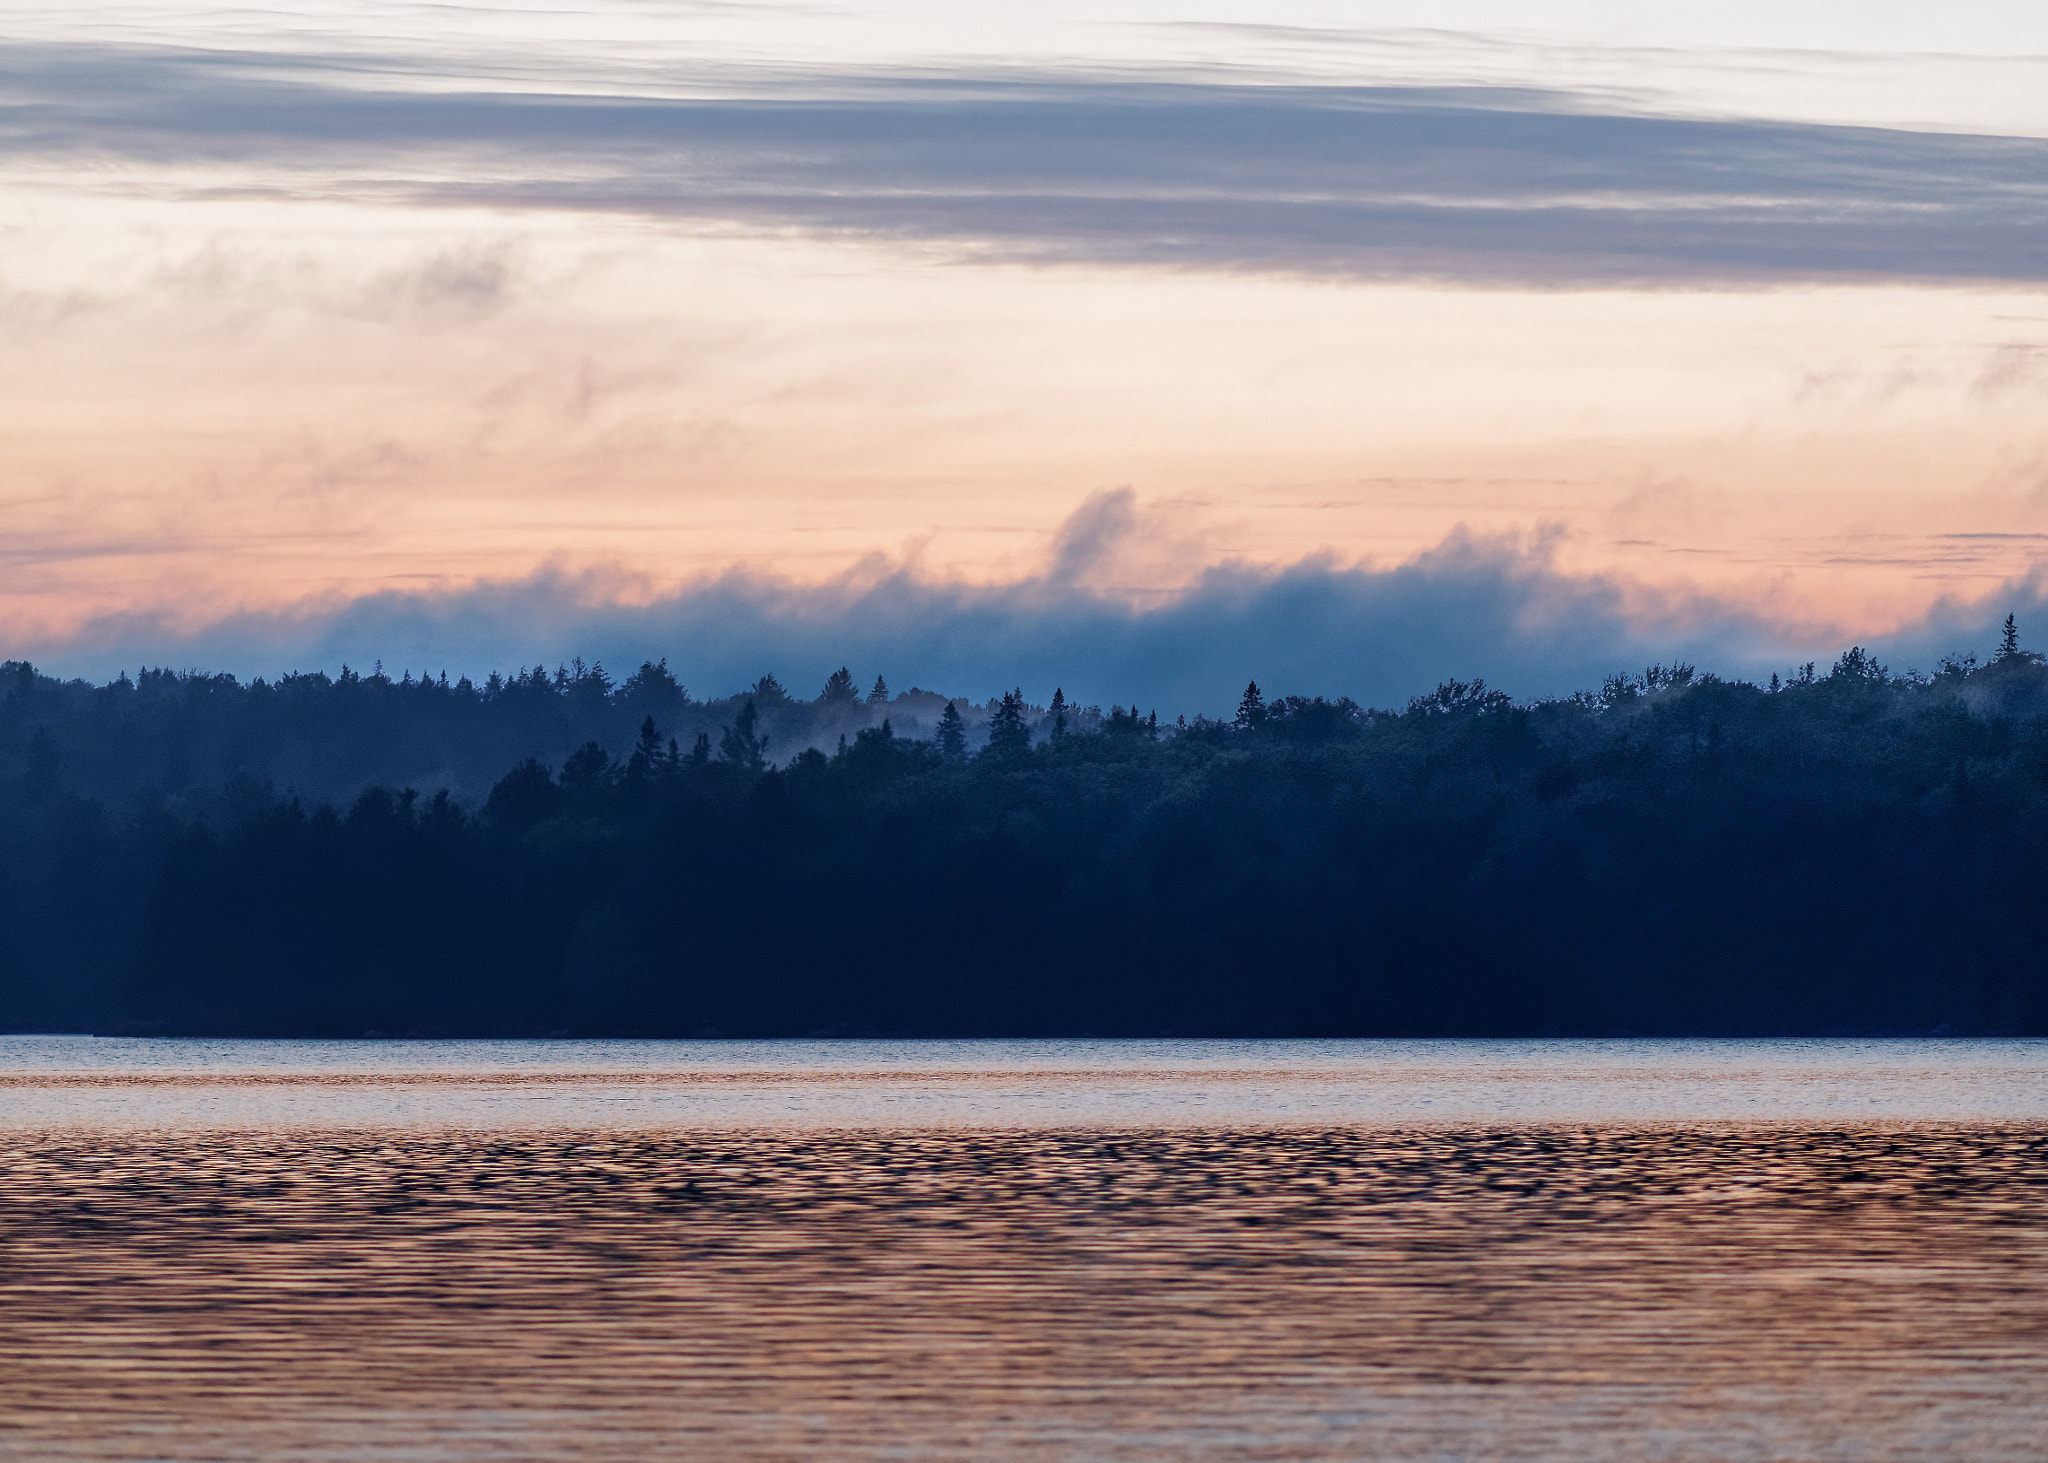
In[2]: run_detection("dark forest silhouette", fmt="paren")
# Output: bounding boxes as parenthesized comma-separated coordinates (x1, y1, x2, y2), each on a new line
(4, 631, 2048, 1036)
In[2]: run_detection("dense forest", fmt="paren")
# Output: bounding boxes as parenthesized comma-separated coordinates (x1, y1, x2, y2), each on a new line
(0, 657, 991, 809)
(5, 627, 2048, 1036)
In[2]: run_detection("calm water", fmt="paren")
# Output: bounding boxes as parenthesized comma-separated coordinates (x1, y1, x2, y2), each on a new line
(2, 1039, 2045, 1459)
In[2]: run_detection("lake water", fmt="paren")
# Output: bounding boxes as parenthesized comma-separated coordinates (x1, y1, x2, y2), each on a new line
(2, 1037, 2045, 1459)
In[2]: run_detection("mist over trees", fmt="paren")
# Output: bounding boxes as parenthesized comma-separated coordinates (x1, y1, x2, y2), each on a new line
(0, 657, 1017, 809)
(4, 637, 2048, 1036)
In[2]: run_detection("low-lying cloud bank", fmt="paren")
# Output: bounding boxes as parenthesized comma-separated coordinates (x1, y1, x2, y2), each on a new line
(6, 43, 2048, 283)
(26, 523, 2040, 717)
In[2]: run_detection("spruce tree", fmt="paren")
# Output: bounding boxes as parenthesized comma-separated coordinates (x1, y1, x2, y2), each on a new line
(1999, 614, 2021, 662)
(1234, 680, 1266, 730)
(626, 715, 664, 781)
(934, 701, 967, 759)
(867, 675, 890, 706)
(718, 697, 769, 769)
(985, 688, 1031, 758)
(821, 666, 860, 705)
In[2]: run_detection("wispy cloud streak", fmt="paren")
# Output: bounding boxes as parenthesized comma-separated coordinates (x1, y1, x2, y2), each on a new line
(7, 43, 2048, 283)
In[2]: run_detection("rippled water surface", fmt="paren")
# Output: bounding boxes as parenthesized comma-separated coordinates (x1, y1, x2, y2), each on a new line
(2, 1039, 2046, 1459)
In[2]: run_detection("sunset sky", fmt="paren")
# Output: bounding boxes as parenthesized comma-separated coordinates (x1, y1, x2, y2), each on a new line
(6, 2, 2048, 708)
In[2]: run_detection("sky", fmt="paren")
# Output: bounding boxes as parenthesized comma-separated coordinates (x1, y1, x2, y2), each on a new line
(5, 2, 2048, 711)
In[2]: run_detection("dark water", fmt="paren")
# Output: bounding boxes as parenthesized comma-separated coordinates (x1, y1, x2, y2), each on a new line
(2, 1041, 2046, 1459)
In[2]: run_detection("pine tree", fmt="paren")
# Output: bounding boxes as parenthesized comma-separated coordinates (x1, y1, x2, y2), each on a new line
(560, 741, 613, 791)
(934, 701, 967, 759)
(985, 688, 1031, 758)
(867, 675, 890, 706)
(1049, 687, 1067, 739)
(1999, 614, 2021, 662)
(719, 697, 769, 769)
(821, 666, 860, 705)
(626, 715, 665, 781)
(620, 658, 685, 710)
(1234, 680, 1266, 730)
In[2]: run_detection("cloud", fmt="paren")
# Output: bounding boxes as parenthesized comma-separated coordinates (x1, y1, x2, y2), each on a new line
(369, 241, 521, 320)
(1047, 488, 1140, 587)
(24, 483, 2048, 711)
(1862, 568, 2048, 674)
(19, 514, 1834, 714)
(6, 43, 2048, 284)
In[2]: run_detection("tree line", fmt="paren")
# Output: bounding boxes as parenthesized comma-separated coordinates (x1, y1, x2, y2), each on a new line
(4, 629, 2047, 1035)
(0, 657, 1096, 811)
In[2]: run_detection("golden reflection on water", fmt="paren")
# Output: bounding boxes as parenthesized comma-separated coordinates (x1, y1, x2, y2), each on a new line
(1, 1125, 2044, 1460)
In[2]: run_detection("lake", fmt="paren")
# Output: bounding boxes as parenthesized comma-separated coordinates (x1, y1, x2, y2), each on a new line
(2, 1037, 2045, 1459)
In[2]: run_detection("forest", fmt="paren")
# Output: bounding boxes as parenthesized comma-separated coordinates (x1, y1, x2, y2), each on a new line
(4, 628, 2047, 1036)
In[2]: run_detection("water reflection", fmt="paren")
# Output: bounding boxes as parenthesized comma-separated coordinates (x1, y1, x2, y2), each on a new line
(2, 1125, 2044, 1459)
(4, 1036, 2046, 1128)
